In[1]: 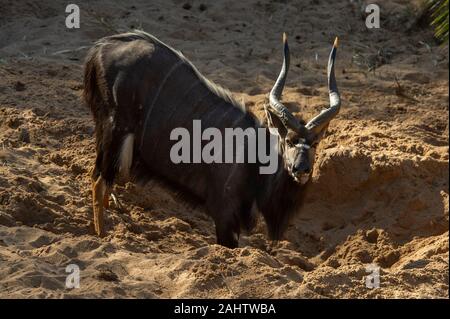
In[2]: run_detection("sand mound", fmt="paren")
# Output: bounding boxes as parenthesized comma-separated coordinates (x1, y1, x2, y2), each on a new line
(0, 0, 448, 298)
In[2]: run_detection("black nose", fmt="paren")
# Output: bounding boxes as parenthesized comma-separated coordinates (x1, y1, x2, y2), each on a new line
(293, 165, 310, 174)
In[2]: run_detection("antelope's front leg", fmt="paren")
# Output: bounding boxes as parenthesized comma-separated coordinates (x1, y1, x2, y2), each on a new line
(92, 176, 108, 237)
(213, 210, 240, 249)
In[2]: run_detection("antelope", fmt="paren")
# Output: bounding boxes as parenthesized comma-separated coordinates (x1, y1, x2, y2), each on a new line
(83, 30, 340, 248)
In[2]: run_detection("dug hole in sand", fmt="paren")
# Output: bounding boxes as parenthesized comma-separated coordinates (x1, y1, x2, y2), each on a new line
(0, 0, 448, 298)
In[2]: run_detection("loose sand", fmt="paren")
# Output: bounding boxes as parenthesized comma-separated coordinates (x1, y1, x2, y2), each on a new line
(0, 0, 448, 298)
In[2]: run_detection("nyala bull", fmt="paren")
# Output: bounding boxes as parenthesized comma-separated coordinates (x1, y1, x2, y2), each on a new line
(83, 30, 341, 248)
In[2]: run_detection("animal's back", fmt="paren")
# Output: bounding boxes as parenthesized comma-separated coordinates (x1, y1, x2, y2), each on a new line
(84, 31, 260, 200)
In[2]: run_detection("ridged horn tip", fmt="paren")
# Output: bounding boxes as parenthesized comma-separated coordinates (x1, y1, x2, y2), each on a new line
(333, 36, 339, 48)
(283, 32, 287, 44)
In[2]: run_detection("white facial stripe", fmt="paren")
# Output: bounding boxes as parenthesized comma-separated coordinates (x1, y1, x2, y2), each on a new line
(296, 143, 310, 149)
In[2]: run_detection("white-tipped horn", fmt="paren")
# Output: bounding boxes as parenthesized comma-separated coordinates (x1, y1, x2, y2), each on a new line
(306, 37, 341, 136)
(267, 33, 303, 133)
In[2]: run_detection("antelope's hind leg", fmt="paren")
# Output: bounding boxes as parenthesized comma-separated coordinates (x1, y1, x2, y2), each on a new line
(103, 188, 110, 209)
(92, 175, 108, 237)
(92, 132, 134, 236)
(91, 164, 117, 211)
(90, 151, 110, 236)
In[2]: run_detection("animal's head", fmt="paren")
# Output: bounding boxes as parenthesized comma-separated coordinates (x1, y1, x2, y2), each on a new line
(265, 34, 341, 185)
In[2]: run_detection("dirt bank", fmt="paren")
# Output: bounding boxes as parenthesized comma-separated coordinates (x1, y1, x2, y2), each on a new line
(0, 0, 448, 298)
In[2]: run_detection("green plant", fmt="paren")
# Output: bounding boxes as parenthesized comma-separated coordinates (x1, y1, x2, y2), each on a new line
(428, 0, 449, 43)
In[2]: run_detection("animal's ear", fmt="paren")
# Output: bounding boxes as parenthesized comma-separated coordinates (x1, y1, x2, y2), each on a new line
(265, 106, 288, 139)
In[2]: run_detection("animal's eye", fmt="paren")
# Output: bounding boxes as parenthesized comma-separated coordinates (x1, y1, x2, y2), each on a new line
(285, 139, 294, 147)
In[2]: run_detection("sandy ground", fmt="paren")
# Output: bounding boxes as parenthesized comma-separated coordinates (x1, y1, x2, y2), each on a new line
(0, 0, 448, 298)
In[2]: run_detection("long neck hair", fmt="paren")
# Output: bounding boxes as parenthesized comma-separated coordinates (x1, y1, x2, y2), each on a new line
(256, 128, 308, 241)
